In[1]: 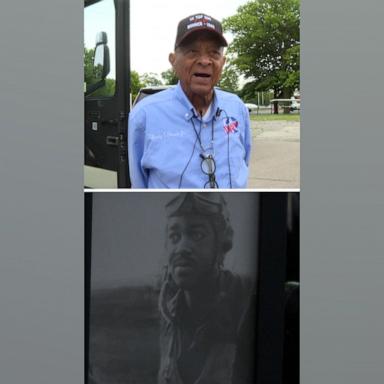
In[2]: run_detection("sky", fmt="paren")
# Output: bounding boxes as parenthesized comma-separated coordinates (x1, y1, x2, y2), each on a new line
(85, 0, 250, 78)
(130, 0, 249, 75)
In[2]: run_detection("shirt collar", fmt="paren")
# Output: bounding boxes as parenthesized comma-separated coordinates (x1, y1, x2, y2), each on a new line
(175, 81, 221, 121)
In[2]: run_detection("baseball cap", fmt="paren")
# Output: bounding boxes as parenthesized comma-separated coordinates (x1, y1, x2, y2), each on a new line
(165, 193, 233, 254)
(174, 13, 228, 49)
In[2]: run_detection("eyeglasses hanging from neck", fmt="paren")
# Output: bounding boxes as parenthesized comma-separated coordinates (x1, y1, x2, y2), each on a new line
(189, 111, 219, 189)
(200, 153, 218, 188)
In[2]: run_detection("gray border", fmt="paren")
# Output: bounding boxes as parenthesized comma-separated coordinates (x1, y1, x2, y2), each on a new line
(302, 0, 384, 382)
(1, 0, 384, 382)
(0, 1, 83, 383)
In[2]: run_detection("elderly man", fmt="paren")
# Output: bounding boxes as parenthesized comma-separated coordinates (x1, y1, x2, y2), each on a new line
(128, 14, 251, 189)
(158, 193, 250, 384)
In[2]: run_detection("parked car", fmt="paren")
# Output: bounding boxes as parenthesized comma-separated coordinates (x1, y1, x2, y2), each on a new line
(133, 86, 243, 109)
(132, 85, 174, 107)
(244, 103, 259, 113)
(290, 98, 301, 111)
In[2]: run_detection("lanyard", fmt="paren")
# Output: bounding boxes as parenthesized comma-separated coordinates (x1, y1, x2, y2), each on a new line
(190, 112, 215, 157)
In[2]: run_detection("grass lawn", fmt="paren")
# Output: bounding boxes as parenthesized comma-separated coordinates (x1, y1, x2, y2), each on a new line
(250, 113, 300, 122)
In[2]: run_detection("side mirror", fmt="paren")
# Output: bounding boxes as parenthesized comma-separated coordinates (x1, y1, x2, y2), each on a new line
(85, 31, 110, 96)
(93, 32, 110, 80)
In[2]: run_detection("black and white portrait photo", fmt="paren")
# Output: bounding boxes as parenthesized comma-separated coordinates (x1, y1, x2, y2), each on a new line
(86, 192, 260, 384)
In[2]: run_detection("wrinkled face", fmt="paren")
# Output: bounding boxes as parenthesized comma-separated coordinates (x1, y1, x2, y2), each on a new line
(166, 215, 218, 290)
(169, 33, 226, 98)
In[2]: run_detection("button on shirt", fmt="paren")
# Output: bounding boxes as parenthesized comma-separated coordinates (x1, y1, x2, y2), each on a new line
(128, 82, 251, 189)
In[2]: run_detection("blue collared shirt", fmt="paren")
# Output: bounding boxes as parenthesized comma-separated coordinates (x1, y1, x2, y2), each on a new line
(128, 82, 251, 188)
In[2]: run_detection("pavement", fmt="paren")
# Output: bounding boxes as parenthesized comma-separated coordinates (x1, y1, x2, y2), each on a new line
(248, 119, 300, 189)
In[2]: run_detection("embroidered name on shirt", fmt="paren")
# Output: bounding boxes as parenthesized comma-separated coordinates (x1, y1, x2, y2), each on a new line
(148, 131, 186, 141)
(223, 117, 239, 134)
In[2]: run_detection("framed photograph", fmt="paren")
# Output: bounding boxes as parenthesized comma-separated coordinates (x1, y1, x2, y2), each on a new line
(85, 192, 290, 383)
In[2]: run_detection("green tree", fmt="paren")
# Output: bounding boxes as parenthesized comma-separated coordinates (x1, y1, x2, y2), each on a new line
(218, 65, 239, 93)
(84, 47, 95, 85)
(91, 78, 116, 97)
(223, 0, 300, 113)
(140, 72, 163, 87)
(161, 68, 179, 85)
(131, 70, 143, 101)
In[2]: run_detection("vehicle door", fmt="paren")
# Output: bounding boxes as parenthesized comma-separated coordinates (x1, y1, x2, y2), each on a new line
(84, 0, 130, 188)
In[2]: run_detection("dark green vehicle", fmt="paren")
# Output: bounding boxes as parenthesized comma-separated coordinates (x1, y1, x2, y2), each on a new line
(84, 0, 131, 188)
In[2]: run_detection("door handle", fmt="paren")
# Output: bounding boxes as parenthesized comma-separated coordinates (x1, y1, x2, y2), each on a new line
(106, 136, 119, 146)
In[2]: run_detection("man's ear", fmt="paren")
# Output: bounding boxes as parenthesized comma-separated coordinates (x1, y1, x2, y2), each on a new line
(219, 55, 226, 72)
(169, 52, 176, 67)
